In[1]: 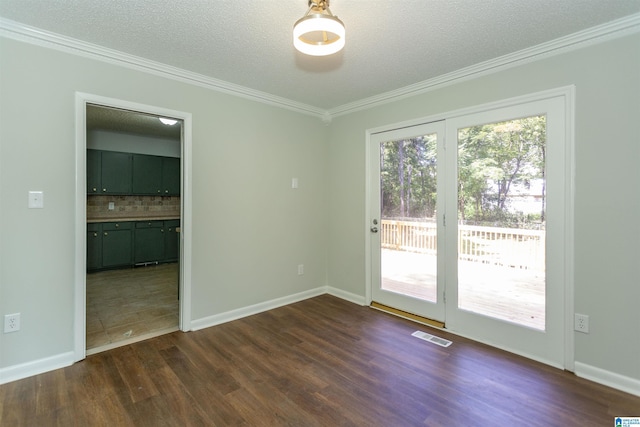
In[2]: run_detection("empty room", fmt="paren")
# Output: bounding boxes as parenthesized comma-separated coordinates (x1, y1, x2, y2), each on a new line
(1, 1, 639, 425)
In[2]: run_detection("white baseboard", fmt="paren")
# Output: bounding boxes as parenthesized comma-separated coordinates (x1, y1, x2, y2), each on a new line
(326, 286, 367, 306)
(190, 286, 327, 331)
(574, 361, 640, 397)
(0, 351, 75, 385)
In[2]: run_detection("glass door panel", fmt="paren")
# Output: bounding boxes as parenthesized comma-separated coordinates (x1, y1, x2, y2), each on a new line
(457, 115, 547, 330)
(444, 95, 568, 368)
(370, 121, 445, 321)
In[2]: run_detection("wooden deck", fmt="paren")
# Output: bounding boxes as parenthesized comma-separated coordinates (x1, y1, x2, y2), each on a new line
(381, 249, 545, 330)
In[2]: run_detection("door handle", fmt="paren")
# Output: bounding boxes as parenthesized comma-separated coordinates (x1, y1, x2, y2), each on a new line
(370, 226, 378, 233)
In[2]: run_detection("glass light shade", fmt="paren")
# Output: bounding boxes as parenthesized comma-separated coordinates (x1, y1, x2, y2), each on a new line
(293, 14, 345, 56)
(159, 117, 178, 126)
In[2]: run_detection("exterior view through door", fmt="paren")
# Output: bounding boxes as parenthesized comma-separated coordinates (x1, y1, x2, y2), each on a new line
(369, 91, 571, 368)
(370, 121, 446, 323)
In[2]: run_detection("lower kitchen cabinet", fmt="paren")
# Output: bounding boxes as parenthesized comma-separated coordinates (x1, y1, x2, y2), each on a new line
(102, 222, 133, 268)
(88, 219, 180, 271)
(134, 221, 165, 264)
(87, 223, 102, 270)
(87, 222, 133, 270)
(164, 219, 180, 262)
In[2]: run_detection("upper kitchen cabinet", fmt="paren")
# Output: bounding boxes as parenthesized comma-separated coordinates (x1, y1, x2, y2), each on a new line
(87, 149, 101, 194)
(132, 154, 180, 196)
(132, 154, 162, 194)
(162, 157, 180, 195)
(87, 149, 132, 194)
(88, 150, 180, 196)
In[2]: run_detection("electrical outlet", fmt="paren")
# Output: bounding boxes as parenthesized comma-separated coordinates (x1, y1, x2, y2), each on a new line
(574, 313, 589, 333)
(4, 313, 21, 333)
(297, 264, 304, 275)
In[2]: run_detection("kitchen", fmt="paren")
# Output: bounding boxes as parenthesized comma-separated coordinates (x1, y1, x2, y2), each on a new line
(85, 105, 182, 353)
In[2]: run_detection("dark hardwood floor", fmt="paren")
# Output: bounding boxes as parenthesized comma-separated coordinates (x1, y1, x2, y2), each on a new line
(1, 294, 638, 426)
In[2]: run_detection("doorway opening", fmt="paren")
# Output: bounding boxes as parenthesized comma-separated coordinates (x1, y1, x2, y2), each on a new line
(74, 93, 193, 361)
(85, 104, 182, 354)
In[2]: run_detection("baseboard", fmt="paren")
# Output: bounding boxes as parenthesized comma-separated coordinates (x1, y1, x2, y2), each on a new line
(0, 351, 75, 385)
(574, 361, 640, 397)
(326, 286, 367, 306)
(190, 286, 327, 331)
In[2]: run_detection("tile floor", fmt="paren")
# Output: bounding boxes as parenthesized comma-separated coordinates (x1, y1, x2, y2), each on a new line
(86, 263, 179, 354)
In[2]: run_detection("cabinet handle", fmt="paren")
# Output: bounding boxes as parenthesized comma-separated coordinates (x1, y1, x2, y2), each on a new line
(161, 229, 164, 233)
(102, 188, 107, 192)
(165, 190, 169, 193)
(157, 190, 161, 193)
(168, 228, 173, 232)
(93, 232, 97, 237)
(92, 187, 97, 192)
(115, 223, 119, 228)
(104, 232, 108, 236)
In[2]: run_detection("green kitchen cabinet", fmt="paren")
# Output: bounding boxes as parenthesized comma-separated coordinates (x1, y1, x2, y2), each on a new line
(86, 223, 102, 270)
(164, 220, 180, 262)
(87, 150, 132, 194)
(101, 151, 132, 194)
(87, 150, 102, 194)
(88, 150, 179, 196)
(132, 154, 163, 194)
(162, 157, 181, 195)
(102, 222, 133, 268)
(134, 221, 165, 263)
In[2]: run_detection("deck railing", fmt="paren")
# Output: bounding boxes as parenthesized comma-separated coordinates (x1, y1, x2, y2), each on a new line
(380, 219, 545, 271)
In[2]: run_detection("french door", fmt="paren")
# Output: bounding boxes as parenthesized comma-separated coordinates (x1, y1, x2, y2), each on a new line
(369, 121, 446, 322)
(369, 92, 571, 368)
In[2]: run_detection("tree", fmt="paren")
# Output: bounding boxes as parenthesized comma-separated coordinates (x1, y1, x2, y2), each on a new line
(457, 115, 546, 227)
(380, 134, 437, 219)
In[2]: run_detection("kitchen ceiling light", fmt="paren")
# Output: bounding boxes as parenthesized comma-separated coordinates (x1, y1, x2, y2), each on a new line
(159, 117, 178, 126)
(293, 0, 345, 56)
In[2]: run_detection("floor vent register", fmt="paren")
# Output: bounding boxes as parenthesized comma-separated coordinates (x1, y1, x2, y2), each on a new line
(411, 331, 452, 347)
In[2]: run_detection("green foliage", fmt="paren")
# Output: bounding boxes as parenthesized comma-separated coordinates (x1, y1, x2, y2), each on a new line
(381, 134, 437, 218)
(380, 115, 546, 228)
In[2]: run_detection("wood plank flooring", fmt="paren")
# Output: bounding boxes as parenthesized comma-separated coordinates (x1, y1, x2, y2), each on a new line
(2, 294, 638, 426)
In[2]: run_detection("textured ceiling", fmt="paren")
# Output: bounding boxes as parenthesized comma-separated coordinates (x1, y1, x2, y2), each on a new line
(86, 105, 182, 139)
(1, 0, 639, 111)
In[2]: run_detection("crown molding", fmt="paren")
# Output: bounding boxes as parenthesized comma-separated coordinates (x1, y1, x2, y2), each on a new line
(327, 13, 640, 118)
(0, 17, 326, 120)
(1, 13, 639, 121)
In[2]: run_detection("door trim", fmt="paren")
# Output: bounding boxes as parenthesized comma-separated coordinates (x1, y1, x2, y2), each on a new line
(365, 86, 575, 370)
(74, 92, 193, 362)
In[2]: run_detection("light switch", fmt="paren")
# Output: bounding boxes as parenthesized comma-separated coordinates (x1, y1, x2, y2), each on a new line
(28, 191, 44, 209)
(292, 178, 299, 189)
(108, 202, 115, 210)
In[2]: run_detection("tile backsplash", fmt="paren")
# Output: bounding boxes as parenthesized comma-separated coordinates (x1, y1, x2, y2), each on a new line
(87, 195, 180, 220)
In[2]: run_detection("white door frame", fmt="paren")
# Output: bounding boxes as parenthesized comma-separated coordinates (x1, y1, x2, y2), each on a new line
(73, 92, 193, 361)
(365, 86, 575, 370)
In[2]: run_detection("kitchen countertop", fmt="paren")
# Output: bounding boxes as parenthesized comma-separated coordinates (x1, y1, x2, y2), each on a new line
(87, 216, 180, 223)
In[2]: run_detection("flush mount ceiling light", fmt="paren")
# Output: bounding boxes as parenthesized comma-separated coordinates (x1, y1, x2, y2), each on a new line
(293, 0, 345, 56)
(159, 117, 178, 126)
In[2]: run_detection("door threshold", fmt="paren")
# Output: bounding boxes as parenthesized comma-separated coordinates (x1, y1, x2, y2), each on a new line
(86, 326, 179, 356)
(370, 301, 445, 329)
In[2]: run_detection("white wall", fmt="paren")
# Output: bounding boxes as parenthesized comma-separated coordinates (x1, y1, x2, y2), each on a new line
(1, 27, 638, 394)
(0, 37, 328, 371)
(326, 33, 640, 385)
